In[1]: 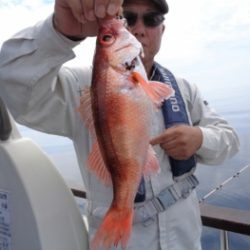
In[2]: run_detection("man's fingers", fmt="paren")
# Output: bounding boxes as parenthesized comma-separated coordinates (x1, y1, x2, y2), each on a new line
(150, 128, 175, 146)
(150, 134, 165, 145)
(58, 0, 123, 24)
(93, 0, 121, 18)
(70, 0, 97, 22)
(107, 0, 123, 16)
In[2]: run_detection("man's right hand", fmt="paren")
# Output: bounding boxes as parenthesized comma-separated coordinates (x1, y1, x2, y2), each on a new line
(53, 0, 123, 40)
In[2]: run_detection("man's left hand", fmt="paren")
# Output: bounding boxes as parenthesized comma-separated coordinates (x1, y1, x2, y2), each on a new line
(150, 125, 203, 160)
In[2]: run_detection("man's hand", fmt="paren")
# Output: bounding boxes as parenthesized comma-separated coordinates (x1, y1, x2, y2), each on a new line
(53, 0, 123, 39)
(150, 125, 203, 160)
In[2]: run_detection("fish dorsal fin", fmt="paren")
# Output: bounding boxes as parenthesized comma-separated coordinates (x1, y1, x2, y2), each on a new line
(132, 71, 174, 107)
(88, 142, 112, 186)
(77, 87, 95, 135)
(77, 87, 112, 185)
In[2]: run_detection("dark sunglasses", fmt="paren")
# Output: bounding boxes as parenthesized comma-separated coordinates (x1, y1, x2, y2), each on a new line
(123, 11, 164, 28)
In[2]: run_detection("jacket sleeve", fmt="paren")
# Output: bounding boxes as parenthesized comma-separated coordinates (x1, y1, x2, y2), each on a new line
(180, 78, 240, 165)
(0, 15, 89, 139)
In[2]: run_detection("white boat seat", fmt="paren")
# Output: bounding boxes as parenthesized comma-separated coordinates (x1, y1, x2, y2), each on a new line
(0, 98, 88, 250)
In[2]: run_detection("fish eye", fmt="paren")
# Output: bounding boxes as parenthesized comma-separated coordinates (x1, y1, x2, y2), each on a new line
(102, 34, 112, 42)
(100, 33, 115, 45)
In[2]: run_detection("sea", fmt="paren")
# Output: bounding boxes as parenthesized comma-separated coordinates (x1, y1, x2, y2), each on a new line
(18, 80, 250, 249)
(195, 81, 250, 249)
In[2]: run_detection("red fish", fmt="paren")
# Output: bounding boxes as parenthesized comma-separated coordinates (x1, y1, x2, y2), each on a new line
(78, 17, 174, 250)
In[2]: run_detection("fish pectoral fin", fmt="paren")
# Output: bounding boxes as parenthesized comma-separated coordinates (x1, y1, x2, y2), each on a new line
(132, 71, 174, 107)
(88, 142, 112, 186)
(143, 145, 160, 176)
(148, 80, 175, 106)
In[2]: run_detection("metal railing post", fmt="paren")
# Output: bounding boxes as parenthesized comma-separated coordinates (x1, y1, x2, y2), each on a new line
(220, 230, 229, 250)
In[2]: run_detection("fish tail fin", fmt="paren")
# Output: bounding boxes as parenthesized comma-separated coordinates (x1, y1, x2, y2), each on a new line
(132, 71, 174, 107)
(91, 206, 133, 250)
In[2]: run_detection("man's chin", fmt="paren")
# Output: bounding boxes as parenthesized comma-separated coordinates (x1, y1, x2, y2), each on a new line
(140, 50, 149, 63)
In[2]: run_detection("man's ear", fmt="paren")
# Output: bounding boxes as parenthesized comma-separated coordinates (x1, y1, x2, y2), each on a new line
(162, 24, 165, 34)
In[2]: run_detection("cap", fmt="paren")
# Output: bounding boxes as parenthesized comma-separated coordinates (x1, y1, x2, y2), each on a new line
(123, 0, 169, 14)
(151, 0, 169, 14)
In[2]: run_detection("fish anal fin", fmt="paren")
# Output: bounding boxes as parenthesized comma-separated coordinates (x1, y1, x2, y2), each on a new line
(132, 71, 175, 107)
(143, 145, 160, 176)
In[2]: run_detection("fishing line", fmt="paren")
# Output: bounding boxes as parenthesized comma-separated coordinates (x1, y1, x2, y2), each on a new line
(199, 164, 250, 203)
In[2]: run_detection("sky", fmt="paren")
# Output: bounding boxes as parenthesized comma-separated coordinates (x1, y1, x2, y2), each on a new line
(0, 0, 249, 114)
(0, 0, 249, 92)
(0, 0, 250, 186)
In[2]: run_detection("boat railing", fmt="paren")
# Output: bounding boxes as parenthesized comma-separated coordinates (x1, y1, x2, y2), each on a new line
(71, 188, 250, 250)
(200, 203, 250, 250)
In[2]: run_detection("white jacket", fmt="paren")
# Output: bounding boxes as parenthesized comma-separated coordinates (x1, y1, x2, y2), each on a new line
(0, 15, 239, 250)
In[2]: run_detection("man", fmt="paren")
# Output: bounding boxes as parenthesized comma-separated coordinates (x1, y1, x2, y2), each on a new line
(0, 0, 239, 249)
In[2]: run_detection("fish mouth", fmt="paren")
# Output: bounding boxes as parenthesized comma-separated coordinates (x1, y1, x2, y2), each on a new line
(124, 57, 138, 71)
(113, 45, 139, 71)
(112, 41, 143, 72)
(124, 45, 144, 71)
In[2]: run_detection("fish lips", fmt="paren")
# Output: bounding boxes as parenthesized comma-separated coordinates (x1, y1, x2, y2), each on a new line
(122, 46, 144, 72)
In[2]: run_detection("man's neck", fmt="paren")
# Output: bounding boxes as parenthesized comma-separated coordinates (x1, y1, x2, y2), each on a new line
(143, 61, 154, 79)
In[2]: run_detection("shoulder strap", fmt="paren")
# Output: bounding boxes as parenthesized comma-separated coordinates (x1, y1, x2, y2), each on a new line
(152, 63, 196, 179)
(154, 63, 190, 127)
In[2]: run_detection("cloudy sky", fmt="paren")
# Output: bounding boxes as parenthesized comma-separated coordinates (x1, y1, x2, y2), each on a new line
(1, 0, 249, 112)
(0, 0, 249, 94)
(0, 0, 249, 186)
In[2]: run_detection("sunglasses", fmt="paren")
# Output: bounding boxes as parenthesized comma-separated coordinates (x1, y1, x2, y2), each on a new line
(123, 11, 165, 28)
